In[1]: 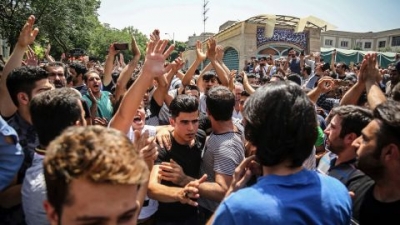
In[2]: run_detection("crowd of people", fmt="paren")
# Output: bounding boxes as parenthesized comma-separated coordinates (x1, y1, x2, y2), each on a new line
(0, 15, 399, 225)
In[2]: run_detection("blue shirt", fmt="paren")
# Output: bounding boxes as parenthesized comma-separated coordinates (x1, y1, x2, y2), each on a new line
(0, 116, 23, 191)
(212, 169, 351, 225)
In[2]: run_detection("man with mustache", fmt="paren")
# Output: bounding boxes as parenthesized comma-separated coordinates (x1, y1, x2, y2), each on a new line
(45, 62, 67, 89)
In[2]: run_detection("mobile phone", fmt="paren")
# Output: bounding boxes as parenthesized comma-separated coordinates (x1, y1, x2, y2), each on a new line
(114, 43, 129, 50)
(301, 50, 305, 56)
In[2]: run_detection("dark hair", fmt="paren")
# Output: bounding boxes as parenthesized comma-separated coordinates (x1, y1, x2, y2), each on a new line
(206, 86, 235, 121)
(6, 66, 49, 107)
(303, 66, 312, 75)
(241, 90, 250, 97)
(374, 100, 400, 151)
(183, 85, 200, 94)
(46, 61, 67, 77)
(287, 74, 302, 86)
(244, 81, 317, 167)
(330, 105, 373, 138)
(169, 94, 199, 118)
(30, 88, 82, 147)
(83, 70, 100, 83)
(69, 62, 88, 77)
(202, 71, 221, 84)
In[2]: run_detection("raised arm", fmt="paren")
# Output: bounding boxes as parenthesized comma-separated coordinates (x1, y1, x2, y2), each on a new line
(109, 37, 174, 134)
(164, 58, 185, 107)
(307, 77, 336, 104)
(206, 37, 228, 86)
(103, 43, 119, 87)
(330, 49, 336, 72)
(181, 41, 206, 86)
(240, 71, 255, 95)
(228, 70, 236, 92)
(340, 56, 367, 106)
(216, 45, 230, 76)
(114, 35, 141, 101)
(44, 43, 55, 63)
(0, 15, 38, 117)
(364, 53, 386, 110)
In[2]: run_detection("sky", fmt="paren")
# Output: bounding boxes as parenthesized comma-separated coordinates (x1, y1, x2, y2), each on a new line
(98, 0, 399, 42)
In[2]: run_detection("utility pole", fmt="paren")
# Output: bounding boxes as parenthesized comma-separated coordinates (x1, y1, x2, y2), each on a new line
(203, 0, 209, 41)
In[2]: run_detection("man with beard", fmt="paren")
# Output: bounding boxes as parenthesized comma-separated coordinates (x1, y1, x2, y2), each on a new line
(350, 53, 400, 224)
(82, 70, 113, 124)
(68, 62, 88, 95)
(318, 105, 374, 222)
(44, 62, 67, 89)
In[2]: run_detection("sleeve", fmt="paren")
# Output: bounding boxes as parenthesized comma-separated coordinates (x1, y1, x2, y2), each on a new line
(149, 96, 162, 116)
(315, 126, 325, 146)
(154, 145, 169, 165)
(0, 118, 23, 191)
(213, 138, 244, 176)
(212, 202, 236, 225)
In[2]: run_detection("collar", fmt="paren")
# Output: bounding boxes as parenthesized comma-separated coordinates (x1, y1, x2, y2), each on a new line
(35, 147, 46, 156)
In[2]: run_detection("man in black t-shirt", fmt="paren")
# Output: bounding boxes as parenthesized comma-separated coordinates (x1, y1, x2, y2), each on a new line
(148, 95, 207, 225)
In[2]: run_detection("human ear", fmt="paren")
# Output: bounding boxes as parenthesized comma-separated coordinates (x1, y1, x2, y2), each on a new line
(43, 200, 60, 225)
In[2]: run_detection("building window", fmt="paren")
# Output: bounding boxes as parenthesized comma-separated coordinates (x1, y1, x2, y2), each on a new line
(378, 41, 386, 48)
(340, 41, 348, 47)
(364, 42, 372, 49)
(392, 36, 400, 46)
(324, 39, 333, 46)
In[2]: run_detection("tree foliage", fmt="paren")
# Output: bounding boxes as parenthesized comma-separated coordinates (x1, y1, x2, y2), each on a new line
(0, 0, 186, 62)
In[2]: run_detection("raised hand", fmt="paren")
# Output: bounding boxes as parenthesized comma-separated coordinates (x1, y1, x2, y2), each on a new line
(24, 46, 38, 66)
(206, 37, 217, 59)
(215, 45, 224, 61)
(109, 43, 119, 56)
(169, 57, 185, 73)
(142, 38, 174, 78)
(195, 40, 206, 61)
(316, 76, 336, 93)
(150, 29, 160, 42)
(18, 15, 39, 48)
(365, 53, 381, 83)
(131, 35, 141, 59)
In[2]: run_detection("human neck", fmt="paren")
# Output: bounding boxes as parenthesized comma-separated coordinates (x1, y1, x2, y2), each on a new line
(18, 107, 32, 124)
(335, 147, 357, 165)
(262, 161, 303, 176)
(373, 181, 400, 202)
(172, 130, 194, 146)
(211, 119, 234, 134)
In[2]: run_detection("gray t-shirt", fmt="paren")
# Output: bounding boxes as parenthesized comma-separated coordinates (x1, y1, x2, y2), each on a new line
(198, 120, 245, 211)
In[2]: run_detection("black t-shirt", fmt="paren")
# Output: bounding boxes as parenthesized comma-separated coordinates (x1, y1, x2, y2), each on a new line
(145, 97, 162, 126)
(358, 184, 400, 225)
(155, 129, 206, 222)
